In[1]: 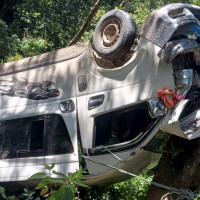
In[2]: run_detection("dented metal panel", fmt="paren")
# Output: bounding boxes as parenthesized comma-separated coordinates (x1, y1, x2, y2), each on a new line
(160, 39, 200, 63)
(139, 3, 200, 48)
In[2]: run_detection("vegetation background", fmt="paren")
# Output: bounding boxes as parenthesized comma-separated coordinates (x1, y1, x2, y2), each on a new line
(0, 0, 200, 199)
(0, 0, 199, 63)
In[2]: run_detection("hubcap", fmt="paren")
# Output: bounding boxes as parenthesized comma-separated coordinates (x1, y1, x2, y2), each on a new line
(102, 24, 119, 47)
(100, 19, 120, 47)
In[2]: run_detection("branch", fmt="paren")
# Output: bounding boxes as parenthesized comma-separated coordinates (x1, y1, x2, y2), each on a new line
(68, 0, 103, 46)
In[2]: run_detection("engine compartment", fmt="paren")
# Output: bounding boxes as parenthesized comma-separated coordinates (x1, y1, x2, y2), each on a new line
(172, 37, 200, 119)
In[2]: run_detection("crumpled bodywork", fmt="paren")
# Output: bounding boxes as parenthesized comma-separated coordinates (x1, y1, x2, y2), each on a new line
(160, 39, 200, 64)
(139, 3, 200, 48)
(152, 4, 200, 140)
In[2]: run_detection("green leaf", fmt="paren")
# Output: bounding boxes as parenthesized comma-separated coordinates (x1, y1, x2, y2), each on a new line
(60, 184, 70, 191)
(50, 163, 56, 170)
(24, 188, 28, 193)
(72, 180, 88, 187)
(44, 164, 51, 170)
(71, 171, 82, 181)
(46, 195, 56, 200)
(40, 187, 48, 196)
(29, 172, 47, 180)
(64, 187, 74, 200)
(69, 185, 77, 194)
(35, 177, 50, 189)
(46, 190, 64, 200)
(7, 195, 17, 200)
(52, 170, 68, 179)
(48, 177, 65, 184)
(44, 163, 55, 170)
(67, 172, 73, 181)
(0, 186, 6, 199)
(81, 170, 88, 174)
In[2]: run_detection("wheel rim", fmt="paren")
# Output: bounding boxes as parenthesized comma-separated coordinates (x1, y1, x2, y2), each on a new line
(100, 18, 120, 48)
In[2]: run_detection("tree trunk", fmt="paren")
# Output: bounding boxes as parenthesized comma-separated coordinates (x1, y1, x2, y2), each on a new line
(145, 135, 200, 200)
(68, 0, 103, 46)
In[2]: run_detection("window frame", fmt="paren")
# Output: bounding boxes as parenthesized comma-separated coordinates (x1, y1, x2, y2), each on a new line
(0, 114, 74, 160)
(88, 102, 161, 155)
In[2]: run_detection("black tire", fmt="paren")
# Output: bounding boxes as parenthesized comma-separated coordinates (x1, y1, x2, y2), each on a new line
(93, 9, 136, 61)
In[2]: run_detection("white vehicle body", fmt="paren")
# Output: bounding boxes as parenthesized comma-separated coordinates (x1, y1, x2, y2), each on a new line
(0, 3, 200, 186)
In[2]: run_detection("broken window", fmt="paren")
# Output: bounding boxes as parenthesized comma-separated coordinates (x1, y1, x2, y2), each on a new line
(0, 114, 73, 159)
(30, 120, 44, 151)
(94, 102, 156, 147)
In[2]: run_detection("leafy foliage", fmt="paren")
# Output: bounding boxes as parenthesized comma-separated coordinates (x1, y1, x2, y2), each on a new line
(1, 172, 153, 200)
(1, 0, 122, 62)
(0, 163, 88, 200)
(12, 0, 99, 49)
(29, 163, 88, 200)
(17, 188, 40, 200)
(19, 37, 48, 57)
(0, 0, 199, 62)
(79, 172, 153, 200)
(0, 186, 39, 200)
(0, 19, 49, 63)
(0, 20, 21, 62)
